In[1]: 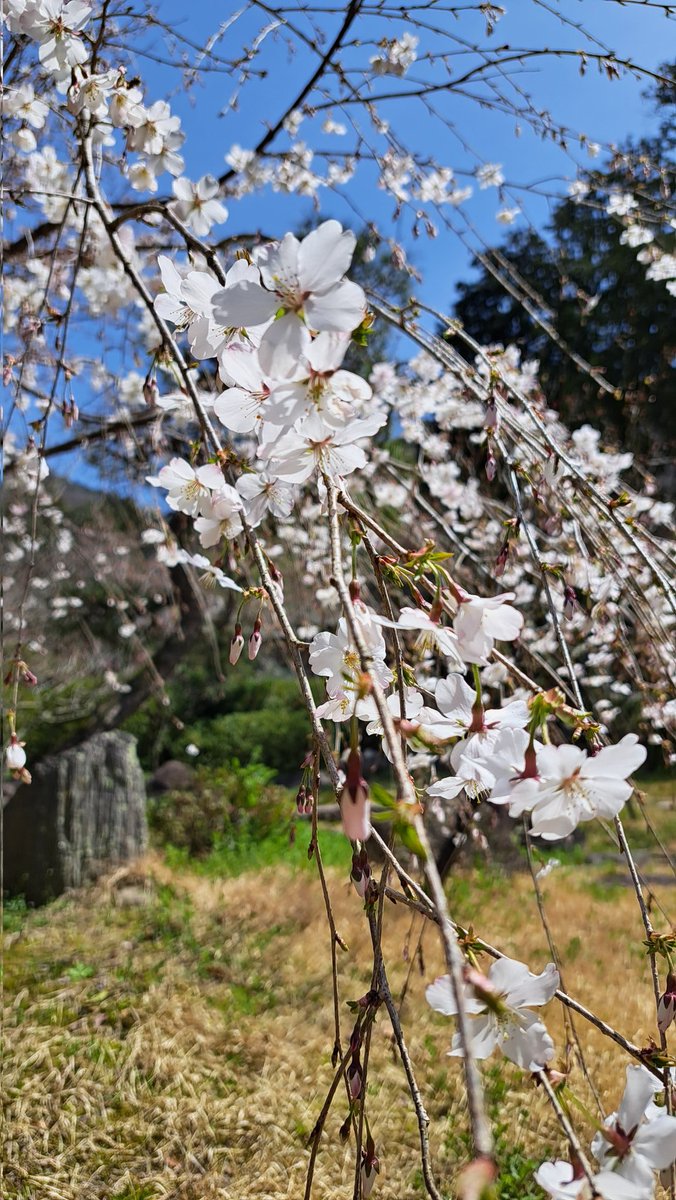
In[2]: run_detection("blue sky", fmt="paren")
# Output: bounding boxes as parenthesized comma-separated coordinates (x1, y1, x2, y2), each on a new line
(133, 0, 672, 307)
(13, 1, 672, 493)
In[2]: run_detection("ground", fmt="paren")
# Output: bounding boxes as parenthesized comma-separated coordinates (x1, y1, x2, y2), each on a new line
(2, 785, 675, 1200)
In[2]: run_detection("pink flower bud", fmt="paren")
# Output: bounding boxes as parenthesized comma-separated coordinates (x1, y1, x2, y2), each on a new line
(248, 618, 262, 660)
(350, 849, 371, 898)
(563, 585, 577, 621)
(269, 563, 284, 600)
(484, 399, 500, 432)
(229, 623, 244, 665)
(21, 667, 38, 687)
(495, 544, 509, 578)
(143, 377, 159, 407)
(485, 451, 497, 482)
(347, 1056, 363, 1100)
(296, 786, 307, 815)
(6, 734, 26, 772)
(340, 749, 371, 842)
(361, 1139, 380, 1198)
(658, 972, 676, 1033)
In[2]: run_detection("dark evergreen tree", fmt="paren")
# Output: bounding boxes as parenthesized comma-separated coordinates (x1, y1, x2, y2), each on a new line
(454, 66, 676, 473)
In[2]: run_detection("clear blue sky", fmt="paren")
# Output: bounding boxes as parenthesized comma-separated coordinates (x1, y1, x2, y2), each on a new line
(134, 0, 671, 307)
(29, 1, 673, 492)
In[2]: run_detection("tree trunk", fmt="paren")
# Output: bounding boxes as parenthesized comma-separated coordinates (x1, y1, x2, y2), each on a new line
(2, 731, 147, 905)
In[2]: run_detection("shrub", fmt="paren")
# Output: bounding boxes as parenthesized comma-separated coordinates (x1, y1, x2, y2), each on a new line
(148, 760, 290, 856)
(181, 706, 312, 773)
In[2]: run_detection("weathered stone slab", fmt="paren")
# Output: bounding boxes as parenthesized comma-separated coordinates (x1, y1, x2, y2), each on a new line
(3, 731, 147, 905)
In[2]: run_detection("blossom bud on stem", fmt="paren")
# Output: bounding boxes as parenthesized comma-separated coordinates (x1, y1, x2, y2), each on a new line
(143, 376, 159, 407)
(351, 848, 371, 898)
(658, 971, 676, 1033)
(563, 585, 577, 621)
(361, 1132, 380, 1198)
(229, 623, 244, 665)
(495, 543, 509, 578)
(5, 733, 27, 772)
(484, 398, 500, 432)
(347, 1054, 363, 1100)
(248, 617, 262, 660)
(340, 749, 371, 842)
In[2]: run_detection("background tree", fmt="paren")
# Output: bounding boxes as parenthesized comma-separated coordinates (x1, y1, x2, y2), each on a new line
(454, 65, 676, 481)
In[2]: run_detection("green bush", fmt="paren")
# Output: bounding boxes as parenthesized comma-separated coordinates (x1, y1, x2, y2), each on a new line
(149, 760, 289, 856)
(124, 671, 320, 772)
(181, 706, 312, 773)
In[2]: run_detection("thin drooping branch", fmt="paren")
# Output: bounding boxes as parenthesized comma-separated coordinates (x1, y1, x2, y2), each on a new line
(533, 1069, 599, 1196)
(367, 904, 444, 1200)
(324, 476, 494, 1163)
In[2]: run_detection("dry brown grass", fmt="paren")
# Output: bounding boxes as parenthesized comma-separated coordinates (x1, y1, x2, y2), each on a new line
(2, 850, 673, 1199)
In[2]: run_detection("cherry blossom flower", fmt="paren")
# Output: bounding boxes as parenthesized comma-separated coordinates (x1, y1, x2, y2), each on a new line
(262, 412, 386, 484)
(535, 1160, 644, 1200)
(420, 674, 528, 742)
(68, 68, 117, 117)
(127, 99, 182, 156)
(310, 611, 392, 722)
(191, 260, 269, 361)
(211, 220, 365, 335)
(477, 162, 504, 189)
(370, 32, 418, 76)
(371, 605, 462, 666)
(426, 955, 559, 1069)
(22, 0, 91, 79)
(214, 345, 302, 436)
(453, 590, 523, 664)
(170, 175, 228, 237)
(193, 486, 243, 548)
(591, 1065, 676, 1197)
(508, 735, 647, 841)
(2, 84, 49, 128)
(146, 457, 225, 517)
(263, 331, 372, 435)
(235, 472, 295, 527)
(178, 551, 242, 592)
(154, 255, 220, 343)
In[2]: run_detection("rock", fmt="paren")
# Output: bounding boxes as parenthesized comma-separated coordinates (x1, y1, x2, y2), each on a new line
(148, 759, 197, 794)
(3, 731, 148, 905)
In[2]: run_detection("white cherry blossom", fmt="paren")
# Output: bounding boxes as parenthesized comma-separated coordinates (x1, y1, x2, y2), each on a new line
(591, 1065, 676, 1197)
(170, 175, 228, 237)
(371, 605, 462, 666)
(22, 0, 91, 78)
(508, 735, 647, 840)
(193, 485, 243, 548)
(453, 590, 524, 664)
(535, 1160, 644, 1200)
(235, 472, 295, 526)
(212, 220, 365, 336)
(154, 256, 220, 343)
(262, 411, 386, 484)
(426, 956, 559, 1069)
(146, 457, 225, 517)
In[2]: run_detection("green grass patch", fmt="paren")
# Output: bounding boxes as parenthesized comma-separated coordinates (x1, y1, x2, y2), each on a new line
(164, 822, 350, 878)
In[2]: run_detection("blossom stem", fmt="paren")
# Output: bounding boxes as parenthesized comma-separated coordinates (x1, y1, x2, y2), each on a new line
(324, 476, 494, 1163)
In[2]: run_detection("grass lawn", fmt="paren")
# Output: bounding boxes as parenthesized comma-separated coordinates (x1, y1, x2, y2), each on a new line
(2, 778, 675, 1199)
